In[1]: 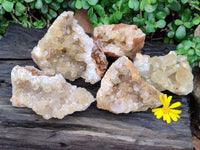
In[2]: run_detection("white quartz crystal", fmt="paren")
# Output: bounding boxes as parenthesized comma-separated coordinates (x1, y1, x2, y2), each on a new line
(31, 11, 107, 84)
(10, 65, 95, 119)
(96, 56, 162, 114)
(134, 51, 193, 95)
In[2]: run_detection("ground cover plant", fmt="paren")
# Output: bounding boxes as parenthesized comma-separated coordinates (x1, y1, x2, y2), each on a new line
(0, 0, 200, 66)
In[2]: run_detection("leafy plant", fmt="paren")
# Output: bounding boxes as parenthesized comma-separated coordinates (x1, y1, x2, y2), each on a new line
(0, 0, 71, 37)
(175, 36, 200, 67)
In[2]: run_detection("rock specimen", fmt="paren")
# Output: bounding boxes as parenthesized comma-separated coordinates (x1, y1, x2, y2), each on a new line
(10, 65, 95, 119)
(31, 11, 107, 84)
(134, 51, 193, 95)
(96, 56, 162, 114)
(93, 24, 145, 59)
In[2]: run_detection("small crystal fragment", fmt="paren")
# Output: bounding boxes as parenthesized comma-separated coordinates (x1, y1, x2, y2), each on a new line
(134, 51, 193, 95)
(31, 11, 107, 84)
(96, 56, 162, 114)
(10, 66, 95, 119)
(93, 24, 145, 59)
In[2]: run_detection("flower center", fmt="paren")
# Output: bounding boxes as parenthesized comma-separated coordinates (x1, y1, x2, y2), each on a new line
(162, 106, 170, 114)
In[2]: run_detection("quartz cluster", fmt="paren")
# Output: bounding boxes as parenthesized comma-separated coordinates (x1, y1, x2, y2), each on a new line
(10, 66, 95, 119)
(96, 56, 162, 114)
(134, 51, 193, 95)
(31, 11, 107, 84)
(93, 24, 145, 59)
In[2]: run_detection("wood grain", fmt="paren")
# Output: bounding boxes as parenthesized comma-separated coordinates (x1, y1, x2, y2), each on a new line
(0, 23, 193, 150)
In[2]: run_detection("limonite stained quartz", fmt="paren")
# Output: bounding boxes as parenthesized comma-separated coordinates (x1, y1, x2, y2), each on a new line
(31, 11, 107, 84)
(10, 66, 94, 120)
(97, 56, 162, 114)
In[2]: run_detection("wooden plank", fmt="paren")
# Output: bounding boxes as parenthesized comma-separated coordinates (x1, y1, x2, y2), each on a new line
(0, 23, 193, 149)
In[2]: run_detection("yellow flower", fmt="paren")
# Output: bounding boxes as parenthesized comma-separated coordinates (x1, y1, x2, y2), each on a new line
(152, 94, 182, 124)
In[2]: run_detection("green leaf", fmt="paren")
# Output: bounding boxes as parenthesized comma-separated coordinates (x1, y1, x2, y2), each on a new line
(45, 0, 52, 4)
(156, 11, 167, 20)
(75, 0, 82, 9)
(176, 43, 184, 49)
(50, 2, 60, 11)
(167, 30, 174, 38)
(144, 4, 156, 12)
(196, 43, 200, 50)
(192, 17, 200, 25)
(15, 2, 26, 14)
(57, 0, 64, 3)
(182, 40, 193, 50)
(35, 0, 43, 9)
(150, 0, 157, 3)
(164, 37, 169, 43)
(25, 0, 34, 2)
(181, 8, 191, 22)
(168, 1, 181, 11)
(0, 5, 5, 15)
(175, 25, 186, 40)
(49, 9, 57, 18)
(145, 22, 155, 33)
(181, 0, 188, 4)
(128, 0, 134, 9)
(94, 5, 104, 16)
(41, 4, 48, 14)
(188, 49, 195, 56)
(183, 22, 192, 28)
(2, 0, 14, 12)
(82, 0, 90, 9)
(194, 36, 200, 43)
(175, 19, 183, 25)
(163, 7, 170, 15)
(99, 16, 109, 24)
(128, 0, 140, 10)
(113, 11, 122, 21)
(195, 49, 200, 56)
(87, 0, 98, 6)
(156, 20, 166, 28)
(62, 1, 68, 8)
(89, 13, 98, 24)
(140, 0, 148, 11)
(87, 7, 93, 16)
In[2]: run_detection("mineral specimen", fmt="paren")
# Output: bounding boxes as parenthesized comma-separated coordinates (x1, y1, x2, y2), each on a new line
(96, 56, 162, 114)
(31, 11, 107, 84)
(93, 24, 145, 59)
(10, 65, 95, 119)
(133, 51, 193, 95)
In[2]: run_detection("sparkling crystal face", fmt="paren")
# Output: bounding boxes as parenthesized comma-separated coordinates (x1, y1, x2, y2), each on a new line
(97, 56, 162, 114)
(134, 52, 193, 95)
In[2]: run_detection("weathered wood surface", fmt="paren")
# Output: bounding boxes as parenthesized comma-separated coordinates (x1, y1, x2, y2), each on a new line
(0, 23, 193, 150)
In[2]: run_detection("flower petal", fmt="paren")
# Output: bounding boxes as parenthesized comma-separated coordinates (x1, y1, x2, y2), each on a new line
(174, 113, 181, 119)
(169, 102, 181, 109)
(164, 94, 169, 107)
(166, 114, 171, 124)
(159, 95, 165, 106)
(155, 109, 162, 116)
(152, 108, 162, 113)
(169, 112, 178, 122)
(170, 109, 182, 114)
(156, 111, 163, 119)
(163, 114, 167, 121)
(166, 96, 172, 107)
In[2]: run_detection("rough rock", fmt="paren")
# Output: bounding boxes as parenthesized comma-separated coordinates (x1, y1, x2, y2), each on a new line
(10, 65, 95, 119)
(96, 56, 162, 114)
(134, 51, 193, 95)
(93, 24, 145, 59)
(31, 11, 107, 84)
